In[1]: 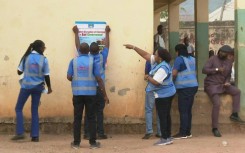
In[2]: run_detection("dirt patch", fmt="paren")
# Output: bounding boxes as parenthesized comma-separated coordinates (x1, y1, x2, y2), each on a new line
(1, 133, 245, 153)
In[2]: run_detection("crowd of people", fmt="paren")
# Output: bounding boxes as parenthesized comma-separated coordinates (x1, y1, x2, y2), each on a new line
(10, 24, 244, 149)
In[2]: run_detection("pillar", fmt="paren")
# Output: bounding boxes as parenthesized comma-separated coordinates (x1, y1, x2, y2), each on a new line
(195, 0, 209, 88)
(168, 2, 179, 59)
(235, 0, 245, 115)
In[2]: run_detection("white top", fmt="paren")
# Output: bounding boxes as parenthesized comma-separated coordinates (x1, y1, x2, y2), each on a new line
(231, 63, 235, 82)
(150, 55, 167, 84)
(154, 34, 165, 49)
(187, 45, 195, 54)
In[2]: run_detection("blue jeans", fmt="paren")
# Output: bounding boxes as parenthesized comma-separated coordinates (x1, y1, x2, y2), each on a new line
(15, 84, 43, 137)
(145, 91, 161, 135)
(177, 87, 198, 135)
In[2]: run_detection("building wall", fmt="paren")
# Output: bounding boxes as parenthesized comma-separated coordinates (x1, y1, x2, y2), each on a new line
(162, 21, 235, 54)
(0, 0, 153, 119)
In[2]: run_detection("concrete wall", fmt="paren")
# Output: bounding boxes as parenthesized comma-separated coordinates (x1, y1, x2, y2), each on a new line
(162, 21, 235, 53)
(0, 0, 153, 119)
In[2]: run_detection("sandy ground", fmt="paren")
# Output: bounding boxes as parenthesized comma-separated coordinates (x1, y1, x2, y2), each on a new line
(1, 133, 245, 153)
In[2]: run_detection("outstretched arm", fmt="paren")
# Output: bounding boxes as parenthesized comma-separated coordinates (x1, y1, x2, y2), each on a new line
(72, 26, 80, 51)
(123, 44, 152, 62)
(105, 25, 110, 49)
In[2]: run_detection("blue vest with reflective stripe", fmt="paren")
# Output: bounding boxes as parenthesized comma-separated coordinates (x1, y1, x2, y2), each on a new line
(72, 55, 97, 95)
(175, 56, 198, 89)
(146, 61, 176, 98)
(21, 53, 45, 89)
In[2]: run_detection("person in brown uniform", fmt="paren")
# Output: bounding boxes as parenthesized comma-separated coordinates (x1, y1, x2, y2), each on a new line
(202, 45, 244, 137)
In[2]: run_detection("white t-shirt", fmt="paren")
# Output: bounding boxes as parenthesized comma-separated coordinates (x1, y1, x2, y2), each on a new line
(154, 34, 165, 49)
(150, 55, 167, 84)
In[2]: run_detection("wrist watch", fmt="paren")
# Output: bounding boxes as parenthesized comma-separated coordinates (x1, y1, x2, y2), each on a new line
(215, 68, 219, 71)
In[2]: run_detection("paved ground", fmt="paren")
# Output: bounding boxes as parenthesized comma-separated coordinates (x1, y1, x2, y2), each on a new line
(1, 133, 245, 153)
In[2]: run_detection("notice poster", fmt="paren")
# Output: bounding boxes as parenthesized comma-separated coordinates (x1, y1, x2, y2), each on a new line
(75, 21, 107, 51)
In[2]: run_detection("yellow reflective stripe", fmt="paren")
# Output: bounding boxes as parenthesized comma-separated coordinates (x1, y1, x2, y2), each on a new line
(22, 80, 40, 85)
(161, 81, 171, 85)
(89, 56, 93, 77)
(72, 87, 97, 90)
(39, 56, 44, 76)
(178, 71, 196, 76)
(175, 79, 197, 85)
(100, 54, 103, 74)
(182, 56, 191, 71)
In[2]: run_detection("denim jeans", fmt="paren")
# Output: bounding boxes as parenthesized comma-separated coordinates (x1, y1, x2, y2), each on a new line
(177, 87, 198, 135)
(84, 87, 105, 136)
(145, 91, 161, 135)
(73, 95, 97, 145)
(15, 84, 43, 137)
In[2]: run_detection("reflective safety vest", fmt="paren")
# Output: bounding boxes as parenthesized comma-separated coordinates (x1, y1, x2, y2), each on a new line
(146, 61, 176, 98)
(72, 55, 97, 95)
(175, 56, 198, 89)
(21, 53, 45, 89)
(94, 53, 105, 81)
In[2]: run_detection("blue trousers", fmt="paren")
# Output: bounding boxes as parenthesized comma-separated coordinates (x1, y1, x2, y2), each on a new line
(15, 84, 43, 137)
(84, 87, 105, 136)
(145, 91, 161, 135)
(177, 86, 198, 135)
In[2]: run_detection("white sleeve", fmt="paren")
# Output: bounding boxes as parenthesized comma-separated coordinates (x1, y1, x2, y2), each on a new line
(162, 39, 165, 49)
(150, 55, 155, 65)
(153, 68, 168, 84)
(154, 34, 158, 43)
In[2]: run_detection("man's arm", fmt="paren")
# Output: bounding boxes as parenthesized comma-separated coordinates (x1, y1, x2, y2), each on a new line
(72, 26, 80, 51)
(172, 69, 178, 81)
(202, 57, 222, 75)
(104, 25, 110, 49)
(44, 75, 52, 94)
(95, 76, 109, 104)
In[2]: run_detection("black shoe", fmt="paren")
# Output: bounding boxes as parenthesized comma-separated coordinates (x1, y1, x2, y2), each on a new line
(71, 142, 80, 149)
(230, 115, 245, 124)
(142, 133, 153, 139)
(11, 134, 25, 140)
(212, 128, 222, 137)
(83, 135, 90, 140)
(90, 142, 101, 149)
(31, 137, 39, 142)
(97, 134, 108, 140)
(155, 134, 161, 138)
(172, 133, 187, 140)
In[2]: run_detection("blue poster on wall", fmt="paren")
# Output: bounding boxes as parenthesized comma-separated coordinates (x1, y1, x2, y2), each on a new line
(75, 21, 107, 51)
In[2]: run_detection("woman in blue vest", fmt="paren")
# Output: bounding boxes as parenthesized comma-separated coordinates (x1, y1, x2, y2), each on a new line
(124, 44, 176, 146)
(11, 40, 52, 142)
(172, 44, 198, 139)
